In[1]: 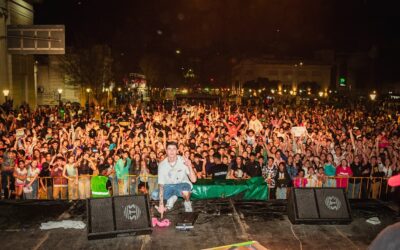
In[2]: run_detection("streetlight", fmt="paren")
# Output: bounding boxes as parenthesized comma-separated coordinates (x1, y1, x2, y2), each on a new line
(369, 91, 377, 101)
(57, 88, 63, 106)
(86, 88, 91, 118)
(3, 89, 9, 102)
(176, 49, 181, 54)
(104, 88, 110, 109)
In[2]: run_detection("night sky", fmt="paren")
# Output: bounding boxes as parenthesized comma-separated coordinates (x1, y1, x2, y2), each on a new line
(33, 0, 400, 85)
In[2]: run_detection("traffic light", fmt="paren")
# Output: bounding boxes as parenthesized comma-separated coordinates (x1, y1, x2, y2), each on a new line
(339, 77, 346, 87)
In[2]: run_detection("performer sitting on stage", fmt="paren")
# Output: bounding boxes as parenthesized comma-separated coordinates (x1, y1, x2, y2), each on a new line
(151, 141, 197, 218)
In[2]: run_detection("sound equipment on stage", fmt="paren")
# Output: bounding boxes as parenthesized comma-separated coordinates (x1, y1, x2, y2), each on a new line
(175, 212, 199, 231)
(288, 188, 352, 224)
(87, 195, 152, 239)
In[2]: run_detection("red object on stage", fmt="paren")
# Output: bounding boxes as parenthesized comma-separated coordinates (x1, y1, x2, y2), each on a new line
(388, 174, 400, 187)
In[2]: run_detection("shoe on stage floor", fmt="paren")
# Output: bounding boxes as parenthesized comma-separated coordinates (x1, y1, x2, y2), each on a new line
(166, 195, 178, 210)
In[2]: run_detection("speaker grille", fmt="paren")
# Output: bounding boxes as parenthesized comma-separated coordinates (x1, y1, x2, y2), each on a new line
(294, 189, 319, 219)
(315, 189, 350, 219)
(89, 198, 114, 233)
(114, 196, 149, 230)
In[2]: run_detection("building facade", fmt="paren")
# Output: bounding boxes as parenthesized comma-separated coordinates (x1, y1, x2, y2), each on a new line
(232, 58, 332, 93)
(36, 55, 82, 106)
(0, 0, 35, 107)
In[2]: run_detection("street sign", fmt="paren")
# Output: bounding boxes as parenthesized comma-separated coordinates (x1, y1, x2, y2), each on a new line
(7, 25, 65, 54)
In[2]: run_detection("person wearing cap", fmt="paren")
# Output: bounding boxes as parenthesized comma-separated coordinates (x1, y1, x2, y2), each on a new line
(193, 153, 206, 179)
(151, 141, 197, 217)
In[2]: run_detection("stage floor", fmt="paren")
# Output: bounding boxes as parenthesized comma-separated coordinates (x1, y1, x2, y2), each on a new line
(0, 199, 397, 250)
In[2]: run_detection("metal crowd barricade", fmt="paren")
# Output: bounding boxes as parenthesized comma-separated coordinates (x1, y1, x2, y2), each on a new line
(33, 174, 158, 200)
(266, 176, 392, 200)
(0, 174, 394, 201)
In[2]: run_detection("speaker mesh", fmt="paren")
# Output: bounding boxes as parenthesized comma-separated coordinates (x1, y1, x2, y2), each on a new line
(114, 196, 149, 230)
(294, 189, 319, 219)
(89, 198, 114, 233)
(315, 189, 350, 219)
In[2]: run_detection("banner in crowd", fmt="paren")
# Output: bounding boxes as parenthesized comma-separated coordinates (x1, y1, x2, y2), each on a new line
(291, 126, 307, 137)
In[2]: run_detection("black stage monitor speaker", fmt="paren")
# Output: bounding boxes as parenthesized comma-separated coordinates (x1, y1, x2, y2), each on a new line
(87, 195, 152, 239)
(288, 188, 352, 224)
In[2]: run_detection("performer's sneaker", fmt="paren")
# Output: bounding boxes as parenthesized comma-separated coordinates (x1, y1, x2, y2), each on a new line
(166, 195, 178, 210)
(184, 201, 193, 212)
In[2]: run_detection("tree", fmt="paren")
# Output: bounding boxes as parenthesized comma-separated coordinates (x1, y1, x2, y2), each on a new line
(139, 54, 163, 88)
(139, 54, 183, 88)
(59, 45, 114, 101)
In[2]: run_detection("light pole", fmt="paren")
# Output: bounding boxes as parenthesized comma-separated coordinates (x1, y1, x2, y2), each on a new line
(104, 88, 110, 109)
(86, 88, 91, 118)
(369, 91, 377, 101)
(57, 88, 63, 106)
(3, 89, 9, 102)
(117, 87, 122, 105)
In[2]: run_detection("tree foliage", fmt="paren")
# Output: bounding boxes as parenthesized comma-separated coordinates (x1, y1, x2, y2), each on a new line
(139, 54, 183, 88)
(59, 45, 114, 98)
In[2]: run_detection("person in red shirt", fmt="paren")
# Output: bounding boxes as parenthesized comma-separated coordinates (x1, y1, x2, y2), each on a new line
(293, 169, 308, 188)
(335, 159, 353, 188)
(223, 119, 245, 138)
(51, 156, 68, 199)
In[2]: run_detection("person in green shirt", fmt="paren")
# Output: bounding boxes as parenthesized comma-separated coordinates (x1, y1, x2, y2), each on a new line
(115, 150, 131, 195)
(324, 153, 336, 187)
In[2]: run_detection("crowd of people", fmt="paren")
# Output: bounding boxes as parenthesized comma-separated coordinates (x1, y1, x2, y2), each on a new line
(0, 99, 399, 201)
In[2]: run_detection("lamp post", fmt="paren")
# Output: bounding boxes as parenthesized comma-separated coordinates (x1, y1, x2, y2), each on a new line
(369, 91, 377, 101)
(104, 88, 110, 109)
(86, 88, 91, 118)
(57, 88, 63, 106)
(3, 89, 9, 102)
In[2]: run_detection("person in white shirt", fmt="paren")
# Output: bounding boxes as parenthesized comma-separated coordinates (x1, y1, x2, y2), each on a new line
(151, 141, 197, 218)
(248, 114, 263, 135)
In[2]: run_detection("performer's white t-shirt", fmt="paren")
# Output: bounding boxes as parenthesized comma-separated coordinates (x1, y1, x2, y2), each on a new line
(158, 156, 192, 187)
